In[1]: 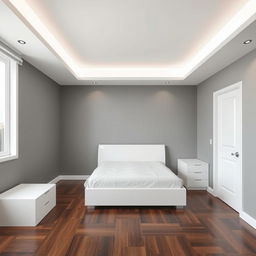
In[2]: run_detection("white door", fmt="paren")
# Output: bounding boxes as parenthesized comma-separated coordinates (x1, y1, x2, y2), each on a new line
(215, 83, 242, 212)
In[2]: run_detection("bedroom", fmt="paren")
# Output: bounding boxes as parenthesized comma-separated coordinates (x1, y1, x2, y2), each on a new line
(0, 0, 256, 255)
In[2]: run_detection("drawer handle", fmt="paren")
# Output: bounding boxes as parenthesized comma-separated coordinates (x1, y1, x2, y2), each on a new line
(194, 179, 202, 181)
(193, 164, 202, 166)
(44, 201, 49, 206)
(194, 171, 202, 174)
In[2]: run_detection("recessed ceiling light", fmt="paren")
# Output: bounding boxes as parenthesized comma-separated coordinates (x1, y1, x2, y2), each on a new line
(243, 39, 252, 45)
(17, 39, 26, 45)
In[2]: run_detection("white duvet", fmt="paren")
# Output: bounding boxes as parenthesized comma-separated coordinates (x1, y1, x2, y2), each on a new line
(86, 161, 183, 188)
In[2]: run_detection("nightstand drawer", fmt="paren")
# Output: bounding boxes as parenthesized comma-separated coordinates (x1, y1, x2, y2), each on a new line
(187, 179, 208, 188)
(188, 170, 208, 179)
(188, 165, 207, 173)
(36, 186, 56, 224)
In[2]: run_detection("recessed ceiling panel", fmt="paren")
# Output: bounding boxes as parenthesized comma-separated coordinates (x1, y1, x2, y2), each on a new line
(1, 0, 256, 82)
(26, 0, 248, 67)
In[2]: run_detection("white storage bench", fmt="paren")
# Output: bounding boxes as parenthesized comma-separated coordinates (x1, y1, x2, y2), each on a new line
(0, 184, 56, 226)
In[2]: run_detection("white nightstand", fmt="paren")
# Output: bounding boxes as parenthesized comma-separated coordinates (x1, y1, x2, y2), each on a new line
(0, 184, 56, 226)
(178, 159, 208, 190)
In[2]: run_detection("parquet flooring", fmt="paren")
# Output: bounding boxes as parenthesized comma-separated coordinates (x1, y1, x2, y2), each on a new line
(0, 180, 256, 255)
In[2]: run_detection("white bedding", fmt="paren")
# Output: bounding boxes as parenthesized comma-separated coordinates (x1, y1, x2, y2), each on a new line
(86, 161, 183, 188)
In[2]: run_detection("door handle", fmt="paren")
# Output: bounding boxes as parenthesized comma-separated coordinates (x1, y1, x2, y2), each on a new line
(231, 152, 239, 158)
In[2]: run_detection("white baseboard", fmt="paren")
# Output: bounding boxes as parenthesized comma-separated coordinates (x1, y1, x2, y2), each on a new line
(207, 186, 216, 196)
(59, 175, 89, 180)
(49, 175, 89, 184)
(240, 211, 256, 229)
(48, 176, 61, 184)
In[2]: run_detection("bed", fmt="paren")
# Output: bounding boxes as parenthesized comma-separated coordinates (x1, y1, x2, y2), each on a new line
(84, 145, 186, 207)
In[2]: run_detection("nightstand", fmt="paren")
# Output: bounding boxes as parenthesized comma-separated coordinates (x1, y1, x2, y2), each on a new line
(0, 184, 56, 226)
(178, 159, 208, 190)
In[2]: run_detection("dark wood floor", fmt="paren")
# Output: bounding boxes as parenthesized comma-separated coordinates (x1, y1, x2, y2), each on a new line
(0, 181, 256, 256)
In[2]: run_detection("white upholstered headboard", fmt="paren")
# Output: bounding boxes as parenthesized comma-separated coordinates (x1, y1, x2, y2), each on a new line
(98, 144, 165, 165)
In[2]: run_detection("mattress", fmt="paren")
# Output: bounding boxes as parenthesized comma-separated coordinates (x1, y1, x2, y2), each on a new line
(85, 161, 183, 188)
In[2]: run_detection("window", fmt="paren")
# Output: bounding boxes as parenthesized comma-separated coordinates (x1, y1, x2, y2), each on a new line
(0, 56, 7, 155)
(0, 51, 18, 162)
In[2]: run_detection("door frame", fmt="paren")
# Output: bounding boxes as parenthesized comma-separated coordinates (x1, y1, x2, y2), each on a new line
(213, 81, 243, 212)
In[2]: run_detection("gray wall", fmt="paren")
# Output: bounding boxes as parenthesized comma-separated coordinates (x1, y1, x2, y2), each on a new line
(197, 49, 256, 218)
(0, 61, 60, 192)
(60, 86, 197, 174)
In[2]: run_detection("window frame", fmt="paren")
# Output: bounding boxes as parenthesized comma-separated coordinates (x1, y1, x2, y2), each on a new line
(0, 51, 18, 163)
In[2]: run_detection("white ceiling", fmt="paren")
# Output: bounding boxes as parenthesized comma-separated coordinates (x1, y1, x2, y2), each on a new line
(24, 0, 249, 67)
(0, 0, 256, 85)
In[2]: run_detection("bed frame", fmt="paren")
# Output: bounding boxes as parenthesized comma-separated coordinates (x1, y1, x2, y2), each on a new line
(84, 144, 186, 207)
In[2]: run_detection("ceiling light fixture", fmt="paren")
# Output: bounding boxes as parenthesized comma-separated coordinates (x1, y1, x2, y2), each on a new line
(4, 0, 256, 79)
(17, 39, 26, 44)
(243, 39, 252, 44)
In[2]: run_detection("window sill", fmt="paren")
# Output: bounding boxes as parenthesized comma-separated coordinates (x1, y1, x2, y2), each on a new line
(0, 154, 18, 163)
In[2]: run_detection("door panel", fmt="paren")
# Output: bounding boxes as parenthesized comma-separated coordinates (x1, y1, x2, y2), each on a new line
(221, 159, 235, 193)
(221, 96, 236, 146)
